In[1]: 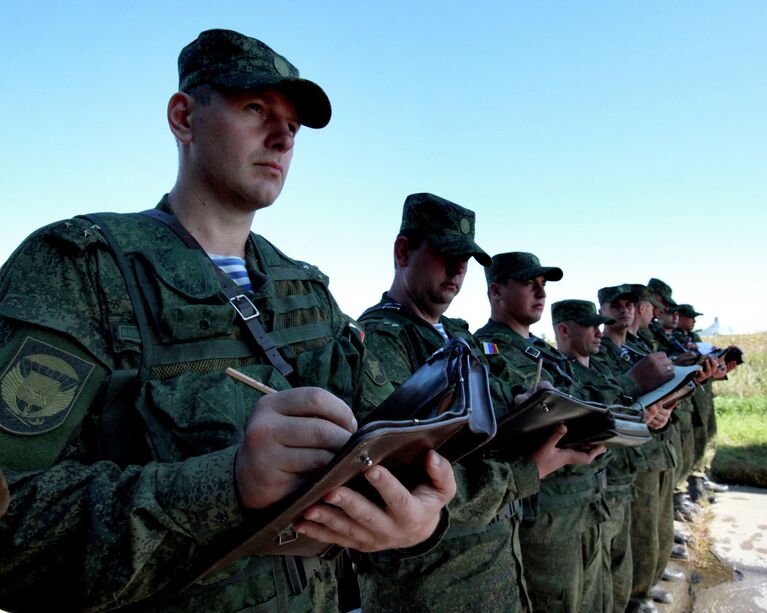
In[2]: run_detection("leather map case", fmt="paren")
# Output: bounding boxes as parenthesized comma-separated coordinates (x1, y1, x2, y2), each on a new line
(186, 337, 496, 584)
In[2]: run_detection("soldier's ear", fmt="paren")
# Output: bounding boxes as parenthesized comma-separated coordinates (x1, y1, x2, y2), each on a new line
(394, 236, 410, 267)
(167, 92, 195, 145)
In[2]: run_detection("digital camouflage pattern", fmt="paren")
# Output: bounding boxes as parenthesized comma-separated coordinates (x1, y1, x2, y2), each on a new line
(398, 193, 491, 265)
(597, 284, 638, 306)
(627, 284, 663, 309)
(356, 294, 539, 612)
(645, 317, 696, 586)
(0, 199, 394, 612)
(474, 320, 634, 613)
(484, 251, 563, 284)
(593, 335, 676, 603)
(179, 29, 331, 129)
(647, 278, 677, 309)
(551, 299, 615, 326)
(679, 329, 719, 478)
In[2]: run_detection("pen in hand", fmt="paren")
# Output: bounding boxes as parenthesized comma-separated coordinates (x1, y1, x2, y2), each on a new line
(226, 367, 277, 395)
(533, 358, 543, 391)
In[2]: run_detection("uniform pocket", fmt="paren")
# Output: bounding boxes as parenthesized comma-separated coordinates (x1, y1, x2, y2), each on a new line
(138, 365, 290, 461)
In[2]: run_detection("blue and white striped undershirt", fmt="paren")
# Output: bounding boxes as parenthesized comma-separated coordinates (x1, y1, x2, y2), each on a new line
(209, 254, 253, 292)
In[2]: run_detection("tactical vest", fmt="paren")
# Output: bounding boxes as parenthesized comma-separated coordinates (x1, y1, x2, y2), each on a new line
(81, 211, 365, 465)
(76, 209, 371, 611)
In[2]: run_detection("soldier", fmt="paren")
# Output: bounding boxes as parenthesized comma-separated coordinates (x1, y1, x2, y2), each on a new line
(625, 284, 663, 357)
(0, 30, 456, 611)
(646, 280, 719, 526)
(355, 195, 584, 612)
(550, 299, 631, 612)
(475, 256, 672, 613)
(596, 284, 679, 612)
(552, 297, 673, 613)
(673, 304, 730, 503)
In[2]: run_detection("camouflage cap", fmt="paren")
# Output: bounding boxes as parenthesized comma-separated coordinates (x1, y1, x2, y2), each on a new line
(627, 283, 664, 309)
(484, 252, 563, 284)
(676, 304, 703, 318)
(178, 29, 331, 128)
(399, 193, 491, 266)
(552, 299, 615, 326)
(648, 278, 677, 309)
(598, 284, 638, 306)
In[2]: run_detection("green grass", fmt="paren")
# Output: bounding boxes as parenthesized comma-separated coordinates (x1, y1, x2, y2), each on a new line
(710, 396, 767, 487)
(704, 332, 767, 487)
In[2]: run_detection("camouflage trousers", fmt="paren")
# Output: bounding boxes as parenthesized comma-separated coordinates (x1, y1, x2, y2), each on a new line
(630, 467, 675, 598)
(358, 517, 529, 613)
(656, 467, 675, 586)
(603, 496, 632, 613)
(520, 510, 609, 613)
(673, 409, 696, 491)
(691, 398, 718, 477)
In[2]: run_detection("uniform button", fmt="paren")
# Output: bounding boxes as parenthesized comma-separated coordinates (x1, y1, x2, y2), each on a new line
(200, 319, 211, 330)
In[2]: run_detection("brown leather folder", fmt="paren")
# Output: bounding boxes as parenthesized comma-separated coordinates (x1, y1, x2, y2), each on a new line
(185, 337, 496, 585)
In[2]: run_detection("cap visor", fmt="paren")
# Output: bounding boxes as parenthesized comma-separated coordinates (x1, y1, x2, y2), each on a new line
(514, 266, 563, 281)
(211, 73, 331, 128)
(276, 79, 331, 128)
(432, 237, 492, 267)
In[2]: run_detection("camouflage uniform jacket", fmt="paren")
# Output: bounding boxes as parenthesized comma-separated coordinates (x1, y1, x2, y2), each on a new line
(672, 329, 715, 428)
(358, 294, 540, 526)
(648, 321, 688, 357)
(637, 326, 659, 353)
(594, 337, 676, 473)
(626, 331, 652, 360)
(0, 198, 394, 612)
(474, 320, 633, 526)
(356, 294, 539, 612)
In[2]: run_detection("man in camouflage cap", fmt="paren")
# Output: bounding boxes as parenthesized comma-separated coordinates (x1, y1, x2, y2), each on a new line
(594, 284, 681, 611)
(647, 278, 687, 355)
(476, 258, 672, 613)
(550, 299, 641, 613)
(674, 304, 730, 503)
(0, 29, 456, 612)
(357, 194, 571, 611)
(551, 299, 615, 366)
(626, 284, 664, 356)
(396, 192, 493, 266)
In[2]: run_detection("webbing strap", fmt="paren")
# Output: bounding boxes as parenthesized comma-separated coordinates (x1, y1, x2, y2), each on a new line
(512, 335, 575, 386)
(80, 213, 155, 467)
(141, 209, 294, 379)
(273, 293, 320, 311)
(269, 322, 334, 347)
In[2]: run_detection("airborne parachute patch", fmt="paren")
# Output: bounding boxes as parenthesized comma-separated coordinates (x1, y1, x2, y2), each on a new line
(0, 337, 94, 435)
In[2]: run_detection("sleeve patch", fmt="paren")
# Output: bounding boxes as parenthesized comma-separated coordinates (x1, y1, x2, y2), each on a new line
(0, 337, 95, 436)
(482, 342, 499, 355)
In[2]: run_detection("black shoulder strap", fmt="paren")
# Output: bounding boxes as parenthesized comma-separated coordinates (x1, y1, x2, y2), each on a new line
(507, 333, 575, 386)
(359, 300, 403, 320)
(140, 209, 294, 379)
(79, 213, 152, 467)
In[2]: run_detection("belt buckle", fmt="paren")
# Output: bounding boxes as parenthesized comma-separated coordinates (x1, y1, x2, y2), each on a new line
(229, 294, 260, 321)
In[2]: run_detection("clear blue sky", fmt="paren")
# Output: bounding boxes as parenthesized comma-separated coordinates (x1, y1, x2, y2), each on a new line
(2, 1, 766, 335)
